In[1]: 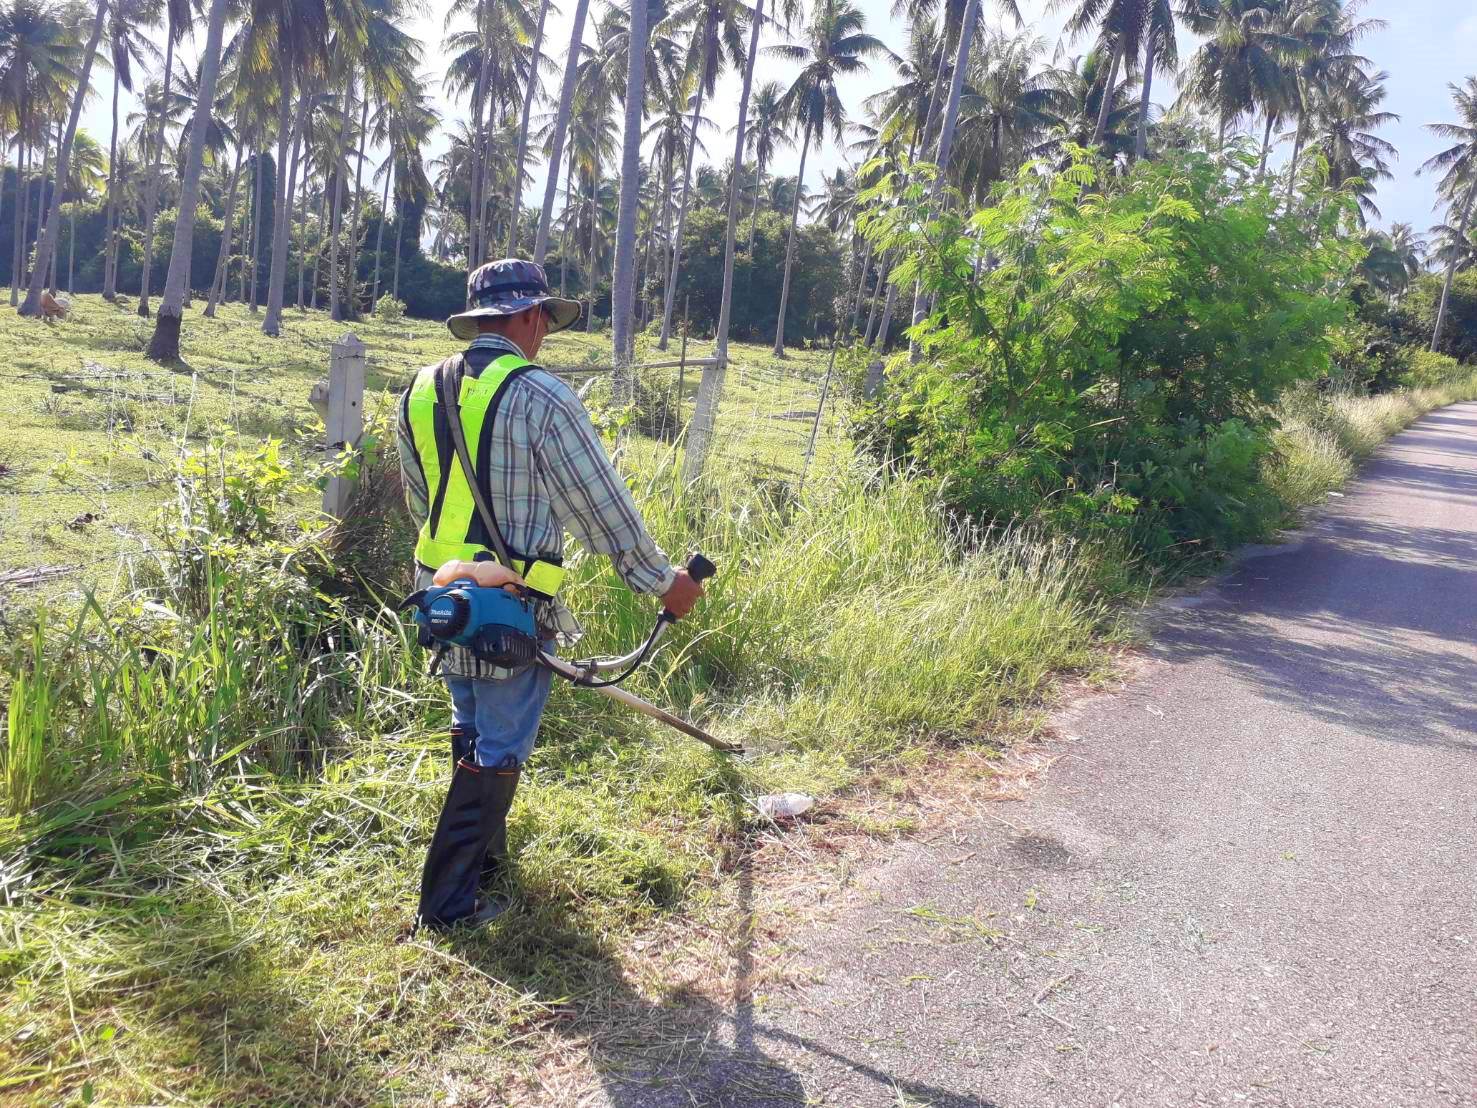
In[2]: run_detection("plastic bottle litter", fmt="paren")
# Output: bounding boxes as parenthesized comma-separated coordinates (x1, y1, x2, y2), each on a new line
(755, 793, 815, 821)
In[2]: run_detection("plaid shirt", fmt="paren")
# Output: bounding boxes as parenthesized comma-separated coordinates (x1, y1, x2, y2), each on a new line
(397, 334, 676, 672)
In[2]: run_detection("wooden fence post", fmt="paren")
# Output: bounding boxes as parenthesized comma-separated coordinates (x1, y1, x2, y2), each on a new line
(318, 331, 366, 519)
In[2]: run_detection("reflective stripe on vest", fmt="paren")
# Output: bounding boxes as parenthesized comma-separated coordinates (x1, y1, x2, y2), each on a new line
(406, 353, 566, 597)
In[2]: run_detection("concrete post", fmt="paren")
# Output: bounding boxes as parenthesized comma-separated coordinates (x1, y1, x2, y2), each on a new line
(318, 331, 366, 518)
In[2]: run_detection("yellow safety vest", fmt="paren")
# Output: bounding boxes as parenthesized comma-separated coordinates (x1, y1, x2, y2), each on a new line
(404, 353, 566, 598)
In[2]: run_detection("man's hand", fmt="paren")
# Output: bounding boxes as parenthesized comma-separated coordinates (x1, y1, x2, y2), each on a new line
(660, 568, 704, 620)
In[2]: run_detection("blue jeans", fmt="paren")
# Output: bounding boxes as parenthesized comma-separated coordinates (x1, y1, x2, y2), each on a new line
(445, 661, 554, 769)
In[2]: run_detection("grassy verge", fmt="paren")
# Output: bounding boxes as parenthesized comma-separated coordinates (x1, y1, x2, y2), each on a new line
(3, 297, 1471, 1104)
(1265, 373, 1477, 512)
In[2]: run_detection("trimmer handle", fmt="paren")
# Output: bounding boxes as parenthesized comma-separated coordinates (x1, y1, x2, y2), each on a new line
(685, 552, 717, 584)
(659, 552, 717, 623)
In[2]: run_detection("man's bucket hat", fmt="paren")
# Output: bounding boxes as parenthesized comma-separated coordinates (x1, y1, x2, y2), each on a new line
(446, 258, 582, 341)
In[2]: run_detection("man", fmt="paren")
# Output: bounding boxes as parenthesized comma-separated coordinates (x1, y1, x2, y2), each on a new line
(398, 258, 703, 931)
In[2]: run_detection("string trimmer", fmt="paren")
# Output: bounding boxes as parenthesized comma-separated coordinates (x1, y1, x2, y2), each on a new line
(400, 553, 742, 755)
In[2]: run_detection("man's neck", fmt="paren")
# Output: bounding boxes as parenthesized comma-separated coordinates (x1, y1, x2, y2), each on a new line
(469, 332, 527, 359)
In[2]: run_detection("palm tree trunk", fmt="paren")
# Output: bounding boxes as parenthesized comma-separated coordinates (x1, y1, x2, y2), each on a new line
(1091, 38, 1121, 147)
(875, 278, 899, 351)
(248, 150, 264, 309)
(864, 250, 890, 345)
(392, 190, 405, 300)
(372, 164, 391, 304)
(909, 0, 978, 356)
(1134, 37, 1156, 161)
(585, 168, 598, 333)
(20, 1, 107, 316)
(47, 117, 60, 294)
(138, 28, 176, 318)
(329, 80, 354, 321)
(295, 121, 311, 308)
(1257, 113, 1275, 180)
(1283, 110, 1305, 211)
(533, 0, 593, 263)
(934, 0, 976, 179)
(0, 134, 10, 292)
(1431, 181, 1477, 354)
(10, 134, 26, 305)
(850, 236, 872, 334)
(206, 142, 246, 317)
(559, 156, 573, 294)
(746, 153, 765, 255)
(507, 0, 551, 257)
(263, 77, 307, 336)
(311, 172, 330, 309)
(687, 0, 766, 482)
(103, 65, 122, 299)
(147, 0, 229, 361)
(67, 203, 75, 293)
(468, 0, 491, 269)
(343, 94, 371, 320)
(610, 0, 650, 390)
(659, 19, 715, 350)
(32, 119, 50, 289)
(771, 121, 812, 357)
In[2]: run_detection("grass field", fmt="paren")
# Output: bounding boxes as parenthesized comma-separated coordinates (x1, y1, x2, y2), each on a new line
(0, 294, 840, 603)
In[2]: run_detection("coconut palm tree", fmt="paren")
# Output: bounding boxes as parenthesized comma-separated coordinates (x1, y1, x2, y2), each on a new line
(533, 0, 593, 263)
(656, 0, 753, 349)
(1177, 0, 1298, 148)
(1386, 221, 1426, 288)
(135, 0, 194, 317)
(1420, 76, 1477, 353)
(768, 0, 885, 355)
(1308, 64, 1396, 225)
(19, 0, 107, 317)
(101, 0, 159, 299)
(255, 0, 353, 338)
(1427, 220, 1476, 277)
(1279, 0, 1379, 208)
(369, 73, 435, 303)
(741, 79, 790, 252)
(145, 0, 229, 361)
(0, 0, 81, 304)
(610, 0, 653, 382)
(506, 0, 553, 257)
(61, 129, 105, 293)
(1057, 0, 1164, 149)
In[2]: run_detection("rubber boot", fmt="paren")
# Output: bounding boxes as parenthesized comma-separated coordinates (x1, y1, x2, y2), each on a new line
(482, 764, 520, 877)
(416, 758, 519, 931)
(449, 727, 515, 887)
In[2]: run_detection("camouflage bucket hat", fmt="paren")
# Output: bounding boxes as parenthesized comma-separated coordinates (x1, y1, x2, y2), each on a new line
(446, 258, 582, 341)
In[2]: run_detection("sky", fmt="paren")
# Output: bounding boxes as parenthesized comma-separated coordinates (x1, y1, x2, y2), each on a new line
(82, 0, 1477, 240)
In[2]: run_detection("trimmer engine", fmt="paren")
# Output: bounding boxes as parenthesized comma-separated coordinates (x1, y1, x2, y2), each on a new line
(399, 581, 540, 669)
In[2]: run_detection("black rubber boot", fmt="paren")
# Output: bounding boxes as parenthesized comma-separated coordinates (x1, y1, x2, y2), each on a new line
(449, 728, 516, 887)
(417, 758, 523, 932)
(480, 765, 520, 887)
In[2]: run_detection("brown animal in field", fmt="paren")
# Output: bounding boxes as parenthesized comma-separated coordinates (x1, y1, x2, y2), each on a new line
(40, 291, 69, 321)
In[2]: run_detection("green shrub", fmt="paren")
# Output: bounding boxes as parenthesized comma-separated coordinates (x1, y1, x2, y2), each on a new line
(855, 147, 1363, 560)
(1400, 347, 1464, 388)
(373, 294, 406, 323)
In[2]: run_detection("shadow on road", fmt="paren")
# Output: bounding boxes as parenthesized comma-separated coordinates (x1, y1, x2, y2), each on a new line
(1158, 406, 1477, 752)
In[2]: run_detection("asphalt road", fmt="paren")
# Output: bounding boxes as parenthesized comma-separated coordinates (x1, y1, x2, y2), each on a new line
(598, 403, 1477, 1107)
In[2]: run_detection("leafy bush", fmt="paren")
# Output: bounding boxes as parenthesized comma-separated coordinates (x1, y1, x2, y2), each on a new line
(373, 294, 406, 323)
(1400, 347, 1464, 388)
(856, 148, 1362, 559)
(1396, 270, 1477, 362)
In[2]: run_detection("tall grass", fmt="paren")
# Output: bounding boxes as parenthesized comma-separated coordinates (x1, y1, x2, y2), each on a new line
(0, 438, 1119, 1104)
(1266, 372, 1477, 512)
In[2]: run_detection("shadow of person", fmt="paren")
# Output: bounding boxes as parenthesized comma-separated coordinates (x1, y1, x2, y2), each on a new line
(446, 788, 1004, 1107)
